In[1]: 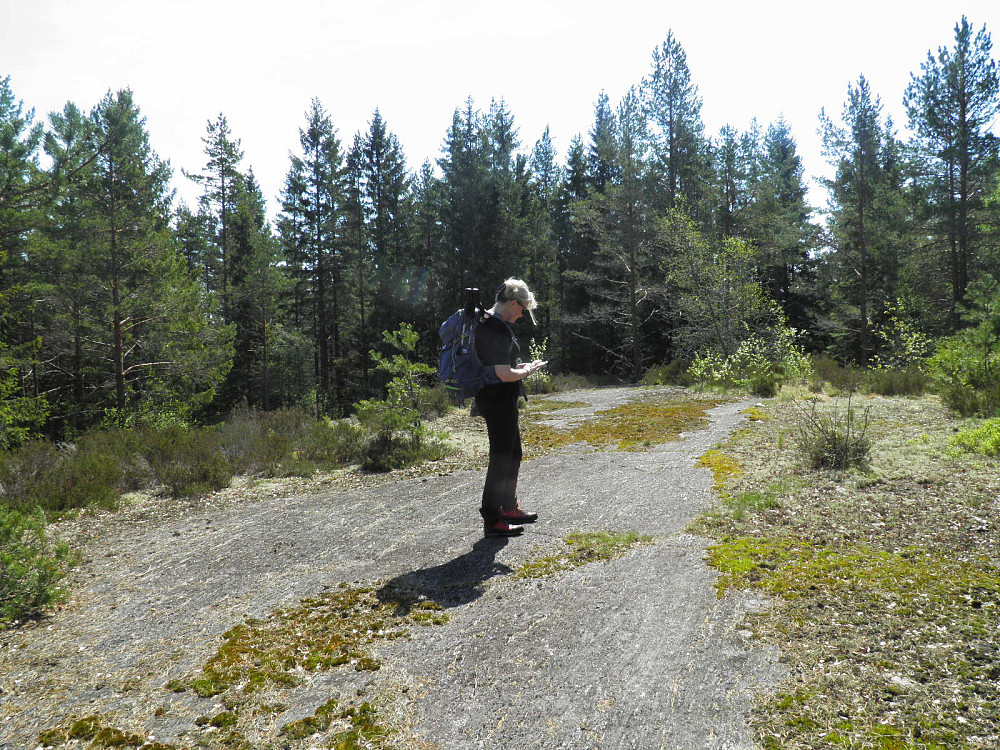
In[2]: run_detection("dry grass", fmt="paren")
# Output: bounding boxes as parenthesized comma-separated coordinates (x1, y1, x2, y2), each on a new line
(694, 392, 1000, 749)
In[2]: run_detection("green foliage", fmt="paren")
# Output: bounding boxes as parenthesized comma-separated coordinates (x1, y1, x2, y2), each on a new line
(137, 425, 233, 497)
(0, 350, 47, 451)
(354, 325, 447, 472)
(809, 355, 864, 393)
(641, 360, 693, 386)
(528, 337, 552, 391)
(0, 506, 73, 625)
(870, 298, 934, 371)
(688, 324, 812, 393)
(0, 438, 124, 514)
(863, 367, 929, 397)
(665, 211, 780, 360)
(950, 418, 1000, 457)
(517, 530, 655, 578)
(795, 397, 872, 470)
(927, 276, 1000, 416)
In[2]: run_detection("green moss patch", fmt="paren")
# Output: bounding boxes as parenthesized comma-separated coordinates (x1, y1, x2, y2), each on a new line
(38, 715, 173, 749)
(696, 449, 743, 497)
(523, 393, 726, 454)
(698, 394, 1000, 749)
(169, 584, 443, 699)
(522, 398, 591, 413)
(517, 530, 655, 578)
(710, 536, 1000, 747)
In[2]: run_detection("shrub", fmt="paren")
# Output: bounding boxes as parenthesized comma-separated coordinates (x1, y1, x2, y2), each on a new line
(0, 506, 73, 625)
(689, 326, 811, 393)
(927, 278, 1000, 416)
(750, 371, 779, 398)
(950, 418, 1000, 457)
(0, 439, 124, 514)
(795, 397, 872, 470)
(527, 337, 552, 392)
(863, 367, 928, 397)
(939, 382, 1000, 418)
(809, 355, 863, 393)
(137, 425, 232, 496)
(299, 418, 366, 466)
(642, 360, 694, 387)
(219, 406, 308, 477)
(417, 385, 453, 420)
(355, 398, 448, 472)
(353, 324, 450, 472)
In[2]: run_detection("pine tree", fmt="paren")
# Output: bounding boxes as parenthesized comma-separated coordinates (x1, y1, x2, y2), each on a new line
(34, 101, 99, 431)
(641, 31, 712, 220)
(48, 89, 235, 420)
(0, 76, 44, 254)
(904, 16, 1000, 327)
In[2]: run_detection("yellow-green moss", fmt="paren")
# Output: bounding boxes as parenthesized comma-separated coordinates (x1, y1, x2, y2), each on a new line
(517, 530, 655, 579)
(524, 394, 726, 454)
(696, 449, 743, 496)
(37, 715, 165, 749)
(707, 536, 1000, 746)
(169, 585, 442, 698)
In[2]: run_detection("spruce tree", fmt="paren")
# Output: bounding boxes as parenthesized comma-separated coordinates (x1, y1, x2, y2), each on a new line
(821, 76, 908, 364)
(184, 114, 245, 313)
(355, 109, 413, 334)
(570, 89, 661, 380)
(224, 171, 287, 410)
(278, 99, 351, 414)
(745, 118, 819, 336)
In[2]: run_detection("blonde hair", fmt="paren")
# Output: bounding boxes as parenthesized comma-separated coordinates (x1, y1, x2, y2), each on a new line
(497, 277, 537, 323)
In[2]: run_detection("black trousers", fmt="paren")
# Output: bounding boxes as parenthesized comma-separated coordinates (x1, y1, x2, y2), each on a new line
(476, 392, 522, 524)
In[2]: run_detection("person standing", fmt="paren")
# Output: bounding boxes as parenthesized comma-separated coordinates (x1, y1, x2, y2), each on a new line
(474, 278, 547, 537)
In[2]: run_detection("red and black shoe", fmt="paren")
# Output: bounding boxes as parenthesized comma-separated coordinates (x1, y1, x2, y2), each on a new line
(500, 504, 538, 524)
(484, 520, 524, 537)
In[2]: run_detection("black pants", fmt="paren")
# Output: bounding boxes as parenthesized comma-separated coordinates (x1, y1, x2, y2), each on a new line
(476, 393, 522, 524)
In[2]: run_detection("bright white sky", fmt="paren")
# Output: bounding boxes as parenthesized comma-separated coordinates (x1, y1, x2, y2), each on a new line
(4, 0, 999, 219)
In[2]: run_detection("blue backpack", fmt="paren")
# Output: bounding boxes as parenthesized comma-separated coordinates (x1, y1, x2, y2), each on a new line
(438, 307, 501, 401)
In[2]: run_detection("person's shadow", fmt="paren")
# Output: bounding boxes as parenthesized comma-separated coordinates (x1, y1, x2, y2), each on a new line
(376, 537, 513, 615)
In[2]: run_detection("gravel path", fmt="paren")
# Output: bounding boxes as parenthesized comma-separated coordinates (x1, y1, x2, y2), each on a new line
(0, 387, 782, 749)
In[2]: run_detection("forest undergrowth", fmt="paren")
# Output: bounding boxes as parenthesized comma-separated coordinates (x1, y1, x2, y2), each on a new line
(695, 388, 1000, 749)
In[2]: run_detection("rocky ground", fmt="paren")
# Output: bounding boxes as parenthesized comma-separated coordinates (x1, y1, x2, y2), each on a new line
(0, 386, 781, 750)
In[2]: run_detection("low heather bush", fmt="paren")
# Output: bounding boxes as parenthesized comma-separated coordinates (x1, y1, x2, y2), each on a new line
(642, 360, 694, 387)
(0, 439, 123, 514)
(864, 367, 929, 397)
(796, 397, 872, 470)
(137, 425, 233, 497)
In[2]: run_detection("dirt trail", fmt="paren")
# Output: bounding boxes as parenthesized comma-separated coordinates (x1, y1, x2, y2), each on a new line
(0, 386, 782, 749)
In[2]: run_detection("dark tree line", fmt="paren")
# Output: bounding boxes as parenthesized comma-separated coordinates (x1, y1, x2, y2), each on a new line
(2, 17, 998, 443)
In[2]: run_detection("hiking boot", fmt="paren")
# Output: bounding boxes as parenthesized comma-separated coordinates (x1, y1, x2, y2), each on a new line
(500, 505, 538, 524)
(484, 520, 524, 537)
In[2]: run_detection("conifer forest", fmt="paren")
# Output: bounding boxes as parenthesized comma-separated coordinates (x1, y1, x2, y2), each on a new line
(2, 18, 1000, 445)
